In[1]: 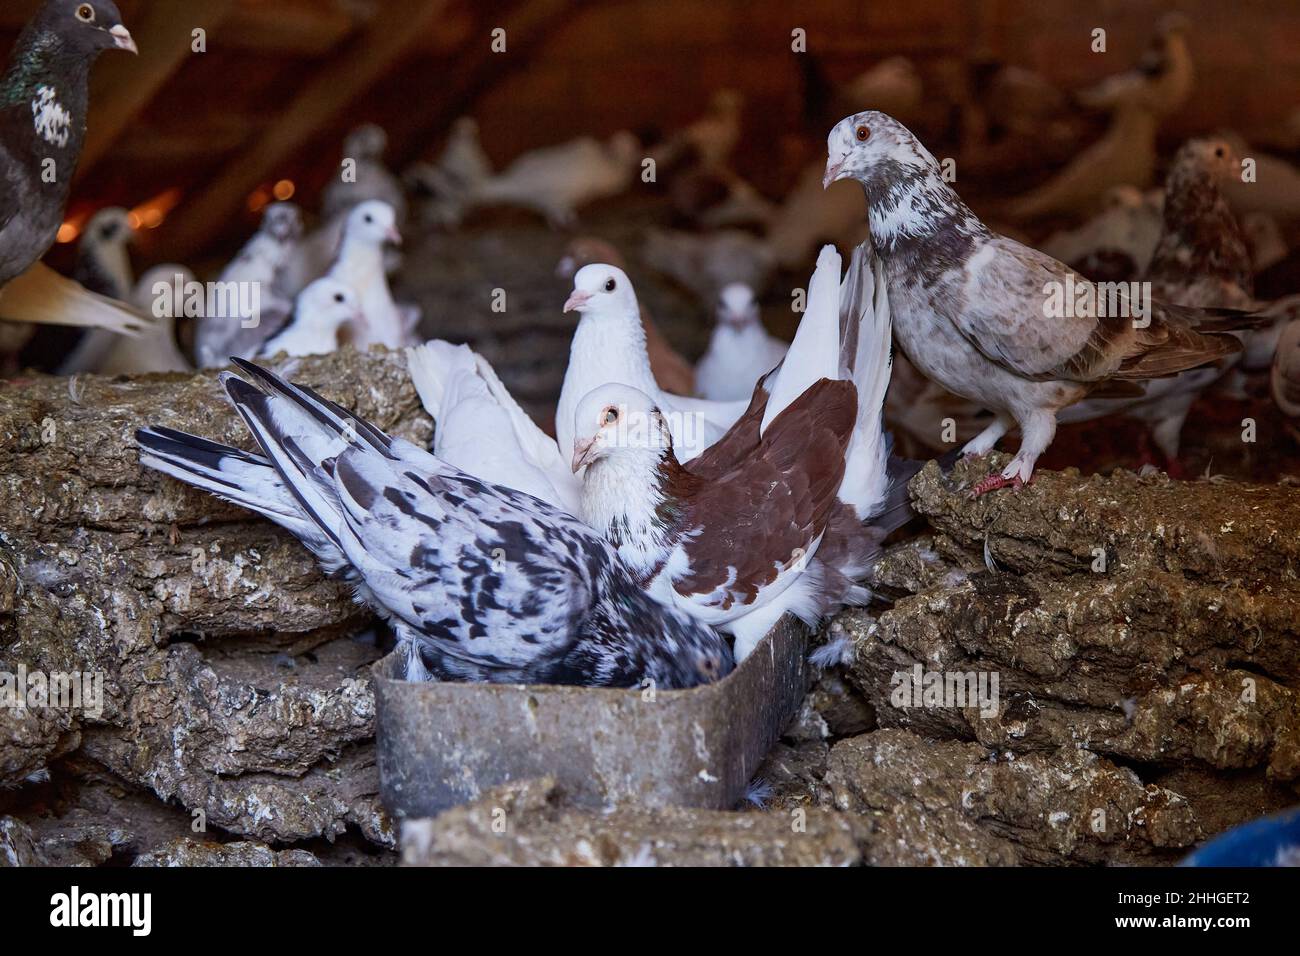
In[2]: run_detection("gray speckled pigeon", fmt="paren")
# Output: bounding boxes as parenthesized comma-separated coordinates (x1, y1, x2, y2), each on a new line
(825, 110, 1266, 495)
(136, 359, 733, 690)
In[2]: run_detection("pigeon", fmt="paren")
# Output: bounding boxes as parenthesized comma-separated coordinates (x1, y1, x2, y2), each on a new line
(469, 132, 641, 228)
(258, 278, 363, 359)
(74, 206, 134, 299)
(652, 89, 745, 173)
(194, 202, 302, 369)
(695, 283, 787, 401)
(642, 227, 776, 302)
(320, 124, 407, 228)
(56, 205, 137, 373)
(0, 0, 144, 360)
(556, 236, 695, 396)
(1040, 186, 1164, 283)
(136, 359, 733, 690)
(406, 340, 583, 515)
(1271, 319, 1300, 419)
(558, 264, 751, 465)
(825, 110, 1266, 494)
(405, 117, 493, 229)
(1003, 18, 1192, 222)
(573, 245, 894, 660)
(327, 200, 417, 350)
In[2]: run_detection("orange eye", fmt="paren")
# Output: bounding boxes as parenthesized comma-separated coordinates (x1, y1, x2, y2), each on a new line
(856, 125, 871, 142)
(76, 4, 95, 22)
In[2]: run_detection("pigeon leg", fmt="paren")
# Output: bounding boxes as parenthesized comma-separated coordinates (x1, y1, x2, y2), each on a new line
(960, 413, 1013, 458)
(969, 410, 1054, 497)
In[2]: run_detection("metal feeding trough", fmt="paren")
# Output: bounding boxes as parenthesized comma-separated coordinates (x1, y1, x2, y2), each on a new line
(374, 619, 810, 819)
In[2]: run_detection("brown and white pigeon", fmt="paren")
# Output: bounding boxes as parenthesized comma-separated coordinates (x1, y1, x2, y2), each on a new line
(137, 359, 733, 690)
(574, 245, 893, 660)
(825, 111, 1266, 494)
(0, 0, 145, 364)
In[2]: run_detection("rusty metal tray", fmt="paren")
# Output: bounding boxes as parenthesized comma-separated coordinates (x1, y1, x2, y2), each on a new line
(374, 618, 809, 819)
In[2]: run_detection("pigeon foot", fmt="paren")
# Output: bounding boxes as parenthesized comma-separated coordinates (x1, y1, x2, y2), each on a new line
(968, 472, 1025, 498)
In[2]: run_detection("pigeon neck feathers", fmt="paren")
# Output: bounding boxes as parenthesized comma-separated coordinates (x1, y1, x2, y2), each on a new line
(2, 29, 91, 155)
(858, 160, 988, 268)
(580, 441, 682, 579)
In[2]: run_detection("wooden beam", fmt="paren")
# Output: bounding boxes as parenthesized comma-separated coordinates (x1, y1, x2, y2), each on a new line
(392, 0, 584, 166)
(78, 0, 240, 179)
(214, 1, 361, 58)
(162, 0, 448, 259)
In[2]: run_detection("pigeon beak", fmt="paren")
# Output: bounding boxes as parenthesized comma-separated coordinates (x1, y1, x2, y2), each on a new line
(110, 25, 138, 55)
(386, 227, 403, 246)
(563, 290, 592, 314)
(571, 438, 597, 474)
(823, 159, 844, 190)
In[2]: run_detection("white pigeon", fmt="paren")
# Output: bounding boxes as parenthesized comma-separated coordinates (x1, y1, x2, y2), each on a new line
(470, 132, 641, 228)
(87, 265, 195, 376)
(259, 279, 363, 359)
(195, 203, 302, 369)
(405, 117, 493, 229)
(59, 207, 138, 374)
(557, 264, 750, 465)
(327, 201, 417, 351)
(695, 283, 788, 401)
(321, 124, 407, 227)
(574, 244, 894, 660)
(406, 341, 582, 516)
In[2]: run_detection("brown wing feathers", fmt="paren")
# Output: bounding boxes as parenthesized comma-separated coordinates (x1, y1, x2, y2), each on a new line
(671, 379, 857, 604)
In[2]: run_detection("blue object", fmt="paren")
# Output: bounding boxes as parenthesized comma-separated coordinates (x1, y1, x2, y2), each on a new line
(1182, 807, 1300, 866)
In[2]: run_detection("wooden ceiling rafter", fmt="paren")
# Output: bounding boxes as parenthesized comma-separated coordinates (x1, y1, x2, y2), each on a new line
(160, 0, 450, 259)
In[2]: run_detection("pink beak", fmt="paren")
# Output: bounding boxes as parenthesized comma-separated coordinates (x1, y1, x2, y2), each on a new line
(563, 290, 592, 313)
(111, 25, 138, 55)
(386, 227, 403, 246)
(571, 438, 597, 473)
(823, 160, 844, 190)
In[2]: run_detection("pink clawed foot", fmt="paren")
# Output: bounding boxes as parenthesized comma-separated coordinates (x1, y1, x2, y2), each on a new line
(968, 472, 1026, 498)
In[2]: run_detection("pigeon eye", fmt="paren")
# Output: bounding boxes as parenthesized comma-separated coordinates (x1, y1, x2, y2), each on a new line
(364, 214, 374, 224)
(1214, 147, 1225, 158)
(76, 4, 95, 22)
(603, 407, 619, 425)
(855, 125, 871, 142)
(334, 293, 345, 303)
(604, 278, 616, 292)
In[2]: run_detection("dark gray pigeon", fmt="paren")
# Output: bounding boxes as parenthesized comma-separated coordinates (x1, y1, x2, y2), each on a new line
(0, 0, 136, 286)
(825, 110, 1267, 495)
(136, 359, 734, 691)
(0, 1, 143, 346)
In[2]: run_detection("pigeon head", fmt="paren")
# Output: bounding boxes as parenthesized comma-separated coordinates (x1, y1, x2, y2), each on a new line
(298, 278, 364, 332)
(571, 383, 671, 474)
(345, 201, 401, 247)
(344, 123, 388, 160)
(823, 111, 940, 191)
(563, 263, 638, 317)
(30, 1, 137, 57)
(1171, 137, 1240, 184)
(83, 206, 132, 246)
(716, 283, 759, 329)
(262, 203, 304, 243)
(646, 626, 735, 689)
